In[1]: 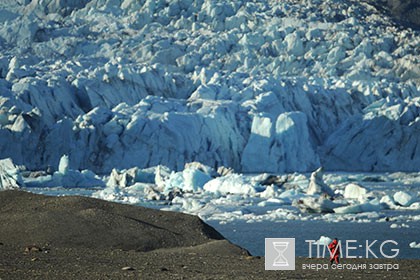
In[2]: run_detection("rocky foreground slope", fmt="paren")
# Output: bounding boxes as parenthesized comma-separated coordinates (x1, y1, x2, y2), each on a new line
(0, 190, 231, 251)
(0, 190, 251, 279)
(0, 0, 419, 173)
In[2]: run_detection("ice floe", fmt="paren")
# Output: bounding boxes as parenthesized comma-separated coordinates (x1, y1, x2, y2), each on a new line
(393, 191, 417, 207)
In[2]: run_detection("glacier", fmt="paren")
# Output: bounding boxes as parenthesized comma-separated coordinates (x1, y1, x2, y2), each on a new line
(1, 0, 420, 259)
(0, 0, 418, 174)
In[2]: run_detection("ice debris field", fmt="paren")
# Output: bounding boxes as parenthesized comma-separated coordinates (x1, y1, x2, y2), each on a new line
(2, 156, 420, 257)
(0, 0, 419, 257)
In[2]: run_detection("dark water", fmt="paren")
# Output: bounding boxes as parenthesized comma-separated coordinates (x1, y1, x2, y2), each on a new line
(208, 219, 420, 259)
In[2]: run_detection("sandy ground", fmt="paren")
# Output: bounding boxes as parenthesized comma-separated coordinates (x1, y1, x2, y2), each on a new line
(0, 190, 419, 279)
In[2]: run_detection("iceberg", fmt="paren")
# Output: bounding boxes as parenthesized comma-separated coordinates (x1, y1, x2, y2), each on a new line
(0, 158, 24, 189)
(295, 196, 345, 213)
(306, 167, 335, 197)
(343, 183, 368, 202)
(107, 167, 155, 188)
(393, 191, 417, 207)
(203, 174, 261, 195)
(24, 155, 104, 188)
(164, 167, 212, 193)
(314, 236, 333, 246)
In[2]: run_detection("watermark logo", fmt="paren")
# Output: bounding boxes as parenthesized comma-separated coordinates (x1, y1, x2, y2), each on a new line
(305, 239, 399, 259)
(265, 238, 295, 270)
(265, 238, 400, 271)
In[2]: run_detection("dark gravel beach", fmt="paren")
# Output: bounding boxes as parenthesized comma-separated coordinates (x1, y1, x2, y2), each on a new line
(1, 244, 419, 280)
(0, 191, 419, 279)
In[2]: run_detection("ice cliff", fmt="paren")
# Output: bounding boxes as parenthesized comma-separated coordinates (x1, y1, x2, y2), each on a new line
(0, 0, 419, 173)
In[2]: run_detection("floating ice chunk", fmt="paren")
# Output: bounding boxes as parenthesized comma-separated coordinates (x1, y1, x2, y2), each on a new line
(390, 223, 409, 229)
(333, 204, 362, 214)
(409, 242, 420, 249)
(182, 168, 212, 192)
(164, 172, 183, 193)
(93, 182, 160, 203)
(216, 166, 234, 177)
(56, 155, 104, 187)
(343, 183, 367, 201)
(180, 198, 203, 214)
(295, 196, 344, 213)
(55, 169, 105, 188)
(333, 199, 385, 214)
(92, 186, 123, 202)
(259, 185, 279, 199)
(107, 167, 155, 188)
(314, 236, 332, 246)
(164, 167, 212, 193)
(0, 158, 24, 189)
(257, 198, 284, 207)
(108, 168, 130, 188)
(135, 167, 157, 184)
(25, 155, 104, 188)
(184, 162, 216, 177)
(142, 184, 164, 201)
(306, 167, 335, 197)
(155, 165, 172, 190)
(23, 174, 53, 188)
(203, 174, 260, 195)
(393, 191, 416, 207)
(278, 189, 304, 203)
(106, 169, 135, 187)
(25, 169, 105, 188)
(380, 195, 397, 209)
(409, 202, 420, 210)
